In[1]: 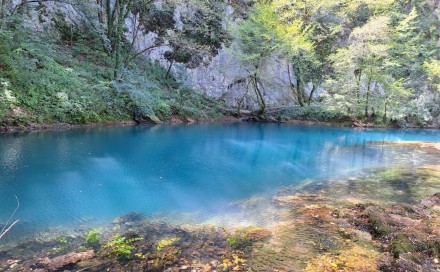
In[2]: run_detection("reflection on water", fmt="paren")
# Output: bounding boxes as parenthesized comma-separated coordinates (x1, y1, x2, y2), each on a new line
(0, 124, 439, 239)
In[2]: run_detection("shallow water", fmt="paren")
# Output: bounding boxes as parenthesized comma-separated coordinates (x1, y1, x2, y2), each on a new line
(0, 124, 439, 238)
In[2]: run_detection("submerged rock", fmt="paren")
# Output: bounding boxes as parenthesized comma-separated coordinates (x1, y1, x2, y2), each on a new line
(28, 250, 94, 271)
(112, 212, 145, 225)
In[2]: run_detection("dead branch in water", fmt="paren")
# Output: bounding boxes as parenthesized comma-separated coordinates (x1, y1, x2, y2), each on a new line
(0, 195, 19, 239)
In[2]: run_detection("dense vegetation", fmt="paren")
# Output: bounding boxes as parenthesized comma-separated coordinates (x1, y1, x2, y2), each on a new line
(0, 0, 227, 126)
(0, 0, 439, 127)
(232, 0, 440, 126)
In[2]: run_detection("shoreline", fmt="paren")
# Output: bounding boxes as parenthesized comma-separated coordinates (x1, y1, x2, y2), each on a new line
(1, 115, 439, 134)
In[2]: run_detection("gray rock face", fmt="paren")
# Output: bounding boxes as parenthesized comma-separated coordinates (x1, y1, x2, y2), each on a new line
(129, 2, 299, 109)
(14, 0, 303, 110)
(181, 46, 296, 108)
(11, 0, 99, 31)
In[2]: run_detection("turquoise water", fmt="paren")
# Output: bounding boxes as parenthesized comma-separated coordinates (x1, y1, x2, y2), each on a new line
(0, 124, 439, 236)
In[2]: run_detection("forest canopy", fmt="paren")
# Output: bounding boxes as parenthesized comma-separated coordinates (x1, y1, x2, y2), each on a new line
(0, 0, 439, 127)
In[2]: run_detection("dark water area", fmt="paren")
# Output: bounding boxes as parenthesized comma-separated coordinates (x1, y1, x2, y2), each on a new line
(0, 123, 439, 239)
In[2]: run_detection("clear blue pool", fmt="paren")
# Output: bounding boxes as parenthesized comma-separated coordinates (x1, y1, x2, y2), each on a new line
(0, 123, 439, 235)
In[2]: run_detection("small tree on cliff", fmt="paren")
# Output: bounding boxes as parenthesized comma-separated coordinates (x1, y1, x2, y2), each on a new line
(232, 1, 313, 113)
(231, 2, 277, 114)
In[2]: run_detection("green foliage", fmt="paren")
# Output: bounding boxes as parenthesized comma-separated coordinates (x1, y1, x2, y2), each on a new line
(172, 83, 223, 119)
(0, 11, 227, 126)
(154, 101, 172, 119)
(57, 236, 68, 244)
(391, 235, 417, 257)
(226, 227, 271, 248)
(0, 23, 118, 124)
(391, 234, 440, 258)
(156, 237, 180, 252)
(139, 3, 175, 35)
(1, 0, 439, 127)
(105, 234, 142, 260)
(279, 106, 351, 123)
(376, 169, 406, 182)
(231, 2, 282, 64)
(424, 60, 440, 92)
(226, 229, 250, 248)
(85, 228, 101, 245)
(0, 79, 12, 119)
(53, 236, 69, 254)
(230, 0, 438, 125)
(181, 0, 227, 49)
(153, 0, 229, 69)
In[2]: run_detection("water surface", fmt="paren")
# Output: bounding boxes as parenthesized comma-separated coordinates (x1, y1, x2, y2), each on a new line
(0, 124, 439, 237)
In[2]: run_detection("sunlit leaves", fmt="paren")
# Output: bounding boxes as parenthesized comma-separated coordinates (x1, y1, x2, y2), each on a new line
(350, 16, 391, 59)
(340, 0, 396, 15)
(424, 60, 440, 92)
(233, 1, 313, 61)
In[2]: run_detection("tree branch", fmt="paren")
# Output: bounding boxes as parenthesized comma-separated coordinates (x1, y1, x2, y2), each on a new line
(0, 195, 19, 239)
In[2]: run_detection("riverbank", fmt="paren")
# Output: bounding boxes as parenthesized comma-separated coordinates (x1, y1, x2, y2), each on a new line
(0, 113, 338, 134)
(3, 111, 439, 134)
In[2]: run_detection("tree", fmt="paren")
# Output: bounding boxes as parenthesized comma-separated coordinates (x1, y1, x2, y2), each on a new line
(1, 0, 6, 20)
(329, 16, 391, 118)
(424, 60, 440, 92)
(277, 23, 316, 106)
(231, 2, 279, 114)
(99, 0, 135, 79)
(232, 1, 316, 111)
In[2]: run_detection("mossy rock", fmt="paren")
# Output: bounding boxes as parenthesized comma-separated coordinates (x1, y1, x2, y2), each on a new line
(365, 208, 394, 237)
(375, 169, 414, 183)
(227, 227, 271, 249)
(391, 235, 417, 257)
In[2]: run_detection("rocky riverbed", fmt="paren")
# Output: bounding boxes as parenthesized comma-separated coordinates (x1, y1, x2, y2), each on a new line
(0, 141, 439, 271)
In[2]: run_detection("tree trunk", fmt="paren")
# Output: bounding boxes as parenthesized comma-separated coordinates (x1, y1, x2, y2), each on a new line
(106, 0, 113, 43)
(96, 0, 104, 24)
(296, 64, 307, 106)
(253, 75, 265, 114)
(354, 69, 362, 111)
(365, 76, 372, 118)
(1, 0, 6, 21)
(165, 59, 174, 79)
(308, 83, 317, 105)
(235, 80, 250, 116)
(296, 76, 304, 107)
(287, 64, 304, 106)
(113, 0, 124, 79)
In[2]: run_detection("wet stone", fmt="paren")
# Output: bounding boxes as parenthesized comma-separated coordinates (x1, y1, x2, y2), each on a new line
(112, 212, 145, 224)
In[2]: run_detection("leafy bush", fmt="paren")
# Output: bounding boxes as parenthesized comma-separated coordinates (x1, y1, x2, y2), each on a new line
(0, 13, 226, 126)
(154, 101, 172, 119)
(279, 105, 351, 123)
(0, 26, 116, 123)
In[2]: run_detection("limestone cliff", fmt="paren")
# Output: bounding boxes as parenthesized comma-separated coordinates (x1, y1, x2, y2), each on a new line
(10, 0, 302, 110)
